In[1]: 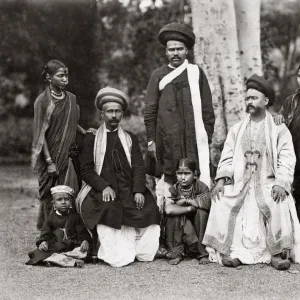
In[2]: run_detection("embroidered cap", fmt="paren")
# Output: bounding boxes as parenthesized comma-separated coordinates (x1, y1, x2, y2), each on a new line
(158, 23, 195, 50)
(246, 74, 275, 106)
(95, 86, 129, 111)
(50, 185, 74, 196)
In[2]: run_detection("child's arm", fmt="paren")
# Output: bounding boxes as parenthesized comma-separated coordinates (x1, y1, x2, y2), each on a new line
(164, 200, 196, 216)
(36, 217, 53, 249)
(184, 180, 211, 209)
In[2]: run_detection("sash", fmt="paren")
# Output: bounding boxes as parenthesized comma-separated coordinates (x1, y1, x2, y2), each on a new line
(75, 124, 132, 213)
(159, 59, 211, 188)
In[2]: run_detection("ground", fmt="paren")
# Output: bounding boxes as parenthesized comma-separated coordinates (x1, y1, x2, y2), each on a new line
(1, 165, 300, 300)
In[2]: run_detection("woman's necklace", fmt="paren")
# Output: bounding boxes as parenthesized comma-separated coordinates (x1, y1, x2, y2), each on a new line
(51, 89, 65, 100)
(180, 186, 193, 192)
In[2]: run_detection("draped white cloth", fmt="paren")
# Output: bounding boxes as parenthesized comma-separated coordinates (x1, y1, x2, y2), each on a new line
(75, 124, 132, 214)
(158, 59, 211, 188)
(204, 112, 300, 264)
(97, 224, 160, 267)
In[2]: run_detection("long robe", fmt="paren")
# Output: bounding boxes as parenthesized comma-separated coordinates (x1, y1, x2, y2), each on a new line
(144, 65, 214, 178)
(281, 89, 300, 217)
(26, 211, 90, 265)
(79, 130, 161, 231)
(203, 112, 300, 264)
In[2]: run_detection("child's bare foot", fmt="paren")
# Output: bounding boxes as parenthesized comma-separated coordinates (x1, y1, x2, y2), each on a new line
(168, 256, 183, 265)
(199, 256, 210, 264)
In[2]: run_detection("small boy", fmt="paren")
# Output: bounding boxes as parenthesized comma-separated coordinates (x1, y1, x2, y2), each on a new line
(26, 185, 90, 267)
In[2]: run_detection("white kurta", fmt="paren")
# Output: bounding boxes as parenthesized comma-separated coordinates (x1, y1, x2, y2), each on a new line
(204, 112, 300, 264)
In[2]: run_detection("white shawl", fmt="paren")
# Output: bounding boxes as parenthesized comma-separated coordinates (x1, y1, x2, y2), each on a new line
(159, 59, 211, 188)
(75, 124, 132, 213)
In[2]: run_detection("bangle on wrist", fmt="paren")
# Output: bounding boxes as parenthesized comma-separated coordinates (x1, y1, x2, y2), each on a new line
(46, 158, 53, 165)
(187, 206, 192, 212)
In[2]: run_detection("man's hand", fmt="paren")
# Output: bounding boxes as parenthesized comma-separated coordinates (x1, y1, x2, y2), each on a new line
(39, 241, 48, 251)
(102, 186, 116, 202)
(148, 141, 157, 161)
(134, 193, 145, 209)
(272, 185, 286, 203)
(273, 114, 285, 126)
(211, 179, 225, 201)
(47, 163, 58, 175)
(80, 240, 89, 252)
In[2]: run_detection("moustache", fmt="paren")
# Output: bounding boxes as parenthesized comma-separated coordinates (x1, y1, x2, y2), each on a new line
(171, 56, 181, 60)
(246, 105, 256, 112)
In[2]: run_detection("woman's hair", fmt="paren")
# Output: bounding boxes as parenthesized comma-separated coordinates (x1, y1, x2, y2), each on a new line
(42, 59, 67, 81)
(176, 158, 197, 173)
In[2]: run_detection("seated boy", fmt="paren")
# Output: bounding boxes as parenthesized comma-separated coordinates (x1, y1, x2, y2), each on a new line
(26, 185, 90, 267)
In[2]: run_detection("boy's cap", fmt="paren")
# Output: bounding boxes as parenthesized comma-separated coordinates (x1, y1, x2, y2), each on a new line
(50, 185, 74, 196)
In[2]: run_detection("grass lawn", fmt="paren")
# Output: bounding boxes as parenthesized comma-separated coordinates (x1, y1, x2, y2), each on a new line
(1, 165, 300, 300)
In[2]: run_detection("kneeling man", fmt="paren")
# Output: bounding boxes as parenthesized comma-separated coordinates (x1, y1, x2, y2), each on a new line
(203, 74, 300, 270)
(76, 87, 161, 267)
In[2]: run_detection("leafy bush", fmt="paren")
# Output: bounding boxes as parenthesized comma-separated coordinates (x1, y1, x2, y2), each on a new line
(0, 117, 32, 156)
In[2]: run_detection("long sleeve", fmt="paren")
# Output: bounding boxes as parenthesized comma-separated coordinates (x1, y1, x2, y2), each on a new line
(215, 128, 235, 181)
(80, 133, 109, 192)
(36, 216, 53, 246)
(199, 67, 215, 144)
(144, 70, 160, 142)
(275, 125, 296, 194)
(131, 133, 146, 194)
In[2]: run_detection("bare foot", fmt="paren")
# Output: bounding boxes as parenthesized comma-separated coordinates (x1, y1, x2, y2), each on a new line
(222, 256, 242, 268)
(199, 256, 210, 264)
(168, 256, 183, 265)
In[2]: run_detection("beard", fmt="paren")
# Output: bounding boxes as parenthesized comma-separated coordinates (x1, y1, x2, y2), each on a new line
(246, 105, 261, 114)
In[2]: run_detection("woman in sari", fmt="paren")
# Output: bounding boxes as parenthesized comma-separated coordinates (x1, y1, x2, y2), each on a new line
(32, 59, 87, 230)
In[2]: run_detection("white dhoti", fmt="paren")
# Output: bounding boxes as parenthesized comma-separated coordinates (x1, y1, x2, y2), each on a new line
(97, 224, 160, 267)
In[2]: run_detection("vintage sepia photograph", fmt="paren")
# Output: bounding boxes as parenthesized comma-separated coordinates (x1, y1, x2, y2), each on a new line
(1, 0, 300, 299)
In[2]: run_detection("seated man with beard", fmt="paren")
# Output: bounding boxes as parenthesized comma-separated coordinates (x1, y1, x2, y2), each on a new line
(203, 74, 300, 270)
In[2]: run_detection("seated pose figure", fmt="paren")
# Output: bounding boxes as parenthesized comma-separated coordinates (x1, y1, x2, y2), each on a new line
(164, 158, 211, 265)
(26, 185, 90, 267)
(76, 87, 161, 268)
(203, 74, 300, 270)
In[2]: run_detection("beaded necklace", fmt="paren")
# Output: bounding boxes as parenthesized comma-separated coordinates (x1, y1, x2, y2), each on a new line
(51, 89, 65, 100)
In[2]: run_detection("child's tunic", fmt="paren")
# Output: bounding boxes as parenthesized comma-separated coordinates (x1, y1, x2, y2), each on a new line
(26, 210, 90, 265)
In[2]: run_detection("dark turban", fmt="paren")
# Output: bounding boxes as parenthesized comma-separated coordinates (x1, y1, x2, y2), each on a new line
(158, 23, 195, 50)
(246, 74, 275, 106)
(95, 87, 129, 111)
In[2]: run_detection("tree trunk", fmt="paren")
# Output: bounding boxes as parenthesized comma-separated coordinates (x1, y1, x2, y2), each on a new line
(191, 0, 245, 150)
(234, 0, 262, 82)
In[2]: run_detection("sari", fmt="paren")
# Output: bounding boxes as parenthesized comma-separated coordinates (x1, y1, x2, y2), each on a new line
(32, 87, 78, 202)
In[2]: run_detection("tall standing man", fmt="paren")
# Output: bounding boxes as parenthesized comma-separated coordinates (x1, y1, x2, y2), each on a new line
(144, 23, 215, 202)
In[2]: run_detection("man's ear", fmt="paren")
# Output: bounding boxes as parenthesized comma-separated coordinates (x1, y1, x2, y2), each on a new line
(265, 97, 269, 106)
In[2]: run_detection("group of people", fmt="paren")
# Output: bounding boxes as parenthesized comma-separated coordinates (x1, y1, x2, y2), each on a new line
(26, 22, 300, 271)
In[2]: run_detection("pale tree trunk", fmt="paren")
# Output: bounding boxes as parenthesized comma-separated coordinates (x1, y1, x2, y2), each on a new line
(234, 0, 262, 82)
(191, 0, 245, 154)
